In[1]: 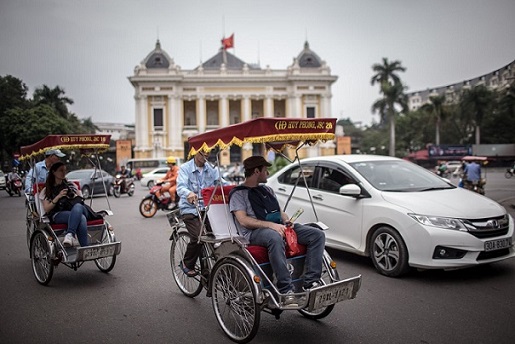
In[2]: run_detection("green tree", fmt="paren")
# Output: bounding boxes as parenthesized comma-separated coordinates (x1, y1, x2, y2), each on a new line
(0, 105, 72, 156)
(371, 58, 408, 156)
(481, 82, 515, 143)
(33, 85, 74, 119)
(372, 81, 408, 156)
(460, 85, 495, 144)
(0, 75, 28, 116)
(419, 94, 446, 145)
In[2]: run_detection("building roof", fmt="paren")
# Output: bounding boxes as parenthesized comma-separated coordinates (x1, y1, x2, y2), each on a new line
(198, 49, 260, 70)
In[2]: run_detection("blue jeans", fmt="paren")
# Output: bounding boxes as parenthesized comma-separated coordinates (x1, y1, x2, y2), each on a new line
(249, 224, 325, 293)
(53, 203, 89, 247)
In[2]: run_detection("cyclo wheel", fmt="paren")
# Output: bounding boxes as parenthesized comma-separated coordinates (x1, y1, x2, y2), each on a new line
(298, 252, 340, 320)
(95, 228, 117, 272)
(170, 231, 202, 297)
(31, 231, 54, 285)
(211, 258, 260, 343)
(139, 198, 158, 218)
(26, 204, 37, 251)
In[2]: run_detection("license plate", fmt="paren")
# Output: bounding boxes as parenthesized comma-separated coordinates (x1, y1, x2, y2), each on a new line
(82, 245, 117, 260)
(484, 238, 512, 252)
(311, 279, 358, 309)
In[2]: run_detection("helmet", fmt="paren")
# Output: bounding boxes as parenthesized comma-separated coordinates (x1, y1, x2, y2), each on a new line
(167, 156, 177, 164)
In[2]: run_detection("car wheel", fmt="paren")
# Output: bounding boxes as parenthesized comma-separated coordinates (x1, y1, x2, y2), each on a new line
(369, 226, 409, 277)
(81, 186, 91, 199)
(147, 181, 154, 189)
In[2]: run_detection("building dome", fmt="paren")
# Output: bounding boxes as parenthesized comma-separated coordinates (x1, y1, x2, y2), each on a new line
(296, 41, 322, 68)
(143, 40, 172, 69)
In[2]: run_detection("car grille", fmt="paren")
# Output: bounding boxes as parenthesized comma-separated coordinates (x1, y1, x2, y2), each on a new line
(463, 215, 510, 239)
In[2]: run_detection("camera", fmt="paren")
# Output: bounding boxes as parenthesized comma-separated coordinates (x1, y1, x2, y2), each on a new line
(66, 186, 76, 198)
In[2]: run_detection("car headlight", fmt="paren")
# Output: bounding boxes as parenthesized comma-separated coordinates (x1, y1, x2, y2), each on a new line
(408, 214, 468, 231)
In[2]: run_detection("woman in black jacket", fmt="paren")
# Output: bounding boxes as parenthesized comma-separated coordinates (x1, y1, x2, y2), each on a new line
(40, 162, 89, 247)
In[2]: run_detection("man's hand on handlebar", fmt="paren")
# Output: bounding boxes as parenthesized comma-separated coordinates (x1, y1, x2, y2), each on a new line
(186, 192, 198, 204)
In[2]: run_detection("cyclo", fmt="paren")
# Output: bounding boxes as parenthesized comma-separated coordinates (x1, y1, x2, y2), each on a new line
(168, 118, 362, 343)
(21, 134, 122, 285)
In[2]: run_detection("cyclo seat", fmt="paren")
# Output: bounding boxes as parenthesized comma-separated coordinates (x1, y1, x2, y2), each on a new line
(202, 185, 307, 264)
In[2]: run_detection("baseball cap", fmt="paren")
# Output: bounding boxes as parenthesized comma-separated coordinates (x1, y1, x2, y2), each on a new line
(45, 149, 66, 157)
(243, 156, 272, 171)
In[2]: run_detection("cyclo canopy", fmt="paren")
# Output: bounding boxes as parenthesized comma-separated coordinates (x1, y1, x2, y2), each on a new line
(186, 117, 336, 157)
(19, 134, 111, 161)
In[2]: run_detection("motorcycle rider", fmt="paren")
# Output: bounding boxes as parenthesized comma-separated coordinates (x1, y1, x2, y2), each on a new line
(115, 165, 132, 192)
(7, 167, 22, 194)
(154, 156, 179, 208)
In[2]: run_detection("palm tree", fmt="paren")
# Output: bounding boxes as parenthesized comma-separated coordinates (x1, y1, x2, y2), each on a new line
(371, 58, 406, 88)
(420, 94, 446, 145)
(371, 58, 407, 156)
(460, 85, 495, 144)
(33, 85, 74, 119)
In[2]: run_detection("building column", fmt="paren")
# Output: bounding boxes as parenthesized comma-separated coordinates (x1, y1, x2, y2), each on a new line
(242, 96, 251, 122)
(197, 95, 206, 133)
(220, 95, 229, 127)
(321, 94, 332, 117)
(134, 95, 142, 151)
(140, 95, 149, 148)
(264, 96, 273, 117)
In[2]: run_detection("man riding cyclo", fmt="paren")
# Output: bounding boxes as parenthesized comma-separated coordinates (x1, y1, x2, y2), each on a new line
(155, 156, 180, 208)
(229, 156, 326, 307)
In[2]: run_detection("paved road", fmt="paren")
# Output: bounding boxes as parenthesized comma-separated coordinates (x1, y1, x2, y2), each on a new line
(0, 173, 514, 344)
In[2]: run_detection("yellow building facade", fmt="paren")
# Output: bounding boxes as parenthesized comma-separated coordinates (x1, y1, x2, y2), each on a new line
(129, 40, 337, 162)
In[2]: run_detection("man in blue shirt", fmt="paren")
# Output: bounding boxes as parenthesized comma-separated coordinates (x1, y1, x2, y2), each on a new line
(176, 150, 220, 276)
(24, 149, 65, 194)
(464, 160, 481, 183)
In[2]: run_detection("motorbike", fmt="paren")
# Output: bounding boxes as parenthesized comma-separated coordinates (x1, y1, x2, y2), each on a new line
(505, 167, 514, 179)
(6, 178, 23, 197)
(463, 178, 486, 195)
(139, 183, 177, 218)
(112, 175, 135, 198)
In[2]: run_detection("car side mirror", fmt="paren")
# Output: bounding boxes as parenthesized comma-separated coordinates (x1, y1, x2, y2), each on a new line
(339, 184, 362, 197)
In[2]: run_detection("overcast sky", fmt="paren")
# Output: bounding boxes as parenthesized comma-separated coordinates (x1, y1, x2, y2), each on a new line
(1, 0, 514, 126)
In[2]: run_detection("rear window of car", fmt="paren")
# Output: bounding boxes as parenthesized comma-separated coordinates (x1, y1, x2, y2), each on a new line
(67, 171, 91, 179)
(277, 165, 315, 188)
(0, 171, 4, 177)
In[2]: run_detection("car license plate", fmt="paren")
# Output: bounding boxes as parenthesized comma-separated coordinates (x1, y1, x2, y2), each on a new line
(484, 238, 512, 252)
(82, 245, 117, 260)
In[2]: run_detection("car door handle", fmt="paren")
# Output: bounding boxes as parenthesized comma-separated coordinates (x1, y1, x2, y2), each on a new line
(313, 194, 323, 200)
(278, 187, 286, 192)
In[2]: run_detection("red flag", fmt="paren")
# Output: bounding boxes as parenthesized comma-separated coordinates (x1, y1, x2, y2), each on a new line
(221, 33, 234, 49)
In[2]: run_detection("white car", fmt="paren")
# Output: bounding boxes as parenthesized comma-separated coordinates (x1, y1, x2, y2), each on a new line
(267, 155, 514, 277)
(140, 167, 169, 189)
(0, 170, 6, 190)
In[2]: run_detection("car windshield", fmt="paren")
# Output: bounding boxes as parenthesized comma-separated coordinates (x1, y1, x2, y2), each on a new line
(350, 160, 455, 192)
(66, 170, 92, 179)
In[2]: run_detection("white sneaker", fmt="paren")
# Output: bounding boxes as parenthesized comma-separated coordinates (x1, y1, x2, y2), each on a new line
(167, 202, 176, 210)
(63, 233, 75, 247)
(283, 289, 299, 307)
